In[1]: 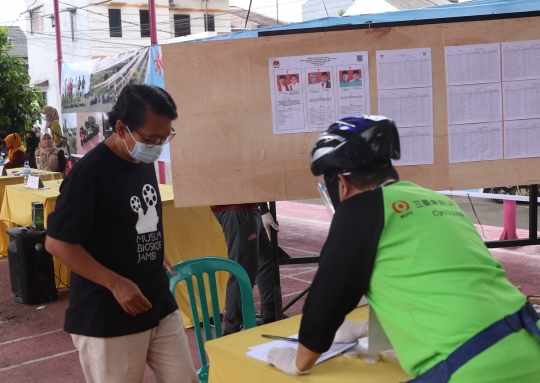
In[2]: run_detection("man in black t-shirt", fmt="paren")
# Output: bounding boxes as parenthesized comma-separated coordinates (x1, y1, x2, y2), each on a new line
(46, 84, 198, 383)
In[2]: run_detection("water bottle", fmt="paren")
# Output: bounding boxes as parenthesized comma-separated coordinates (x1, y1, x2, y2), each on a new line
(0, 157, 4, 166)
(23, 161, 30, 185)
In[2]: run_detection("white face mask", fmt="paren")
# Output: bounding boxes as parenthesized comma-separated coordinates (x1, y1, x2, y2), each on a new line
(42, 114, 48, 121)
(123, 126, 163, 164)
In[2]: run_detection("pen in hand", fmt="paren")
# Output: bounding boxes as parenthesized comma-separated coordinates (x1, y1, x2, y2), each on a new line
(261, 334, 299, 342)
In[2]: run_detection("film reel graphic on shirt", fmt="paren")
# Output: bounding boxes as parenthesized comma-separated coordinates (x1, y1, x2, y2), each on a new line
(130, 184, 159, 234)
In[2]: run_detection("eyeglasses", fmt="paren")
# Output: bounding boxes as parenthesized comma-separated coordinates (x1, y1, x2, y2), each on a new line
(129, 126, 176, 148)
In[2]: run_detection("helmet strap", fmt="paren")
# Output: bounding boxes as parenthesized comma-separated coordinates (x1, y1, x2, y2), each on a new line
(324, 169, 342, 210)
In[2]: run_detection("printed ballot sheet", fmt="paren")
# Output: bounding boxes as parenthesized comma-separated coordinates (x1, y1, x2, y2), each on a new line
(449, 122, 503, 163)
(269, 52, 370, 134)
(246, 334, 357, 365)
(377, 48, 432, 89)
(502, 40, 540, 82)
(504, 119, 540, 159)
(445, 43, 501, 86)
(503, 80, 540, 120)
(393, 127, 434, 166)
(378, 88, 433, 128)
(447, 83, 502, 125)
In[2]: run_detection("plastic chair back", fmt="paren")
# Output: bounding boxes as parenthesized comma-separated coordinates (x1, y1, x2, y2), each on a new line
(168, 257, 256, 379)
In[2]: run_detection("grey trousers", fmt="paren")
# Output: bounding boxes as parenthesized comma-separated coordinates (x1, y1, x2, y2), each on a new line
(213, 210, 275, 333)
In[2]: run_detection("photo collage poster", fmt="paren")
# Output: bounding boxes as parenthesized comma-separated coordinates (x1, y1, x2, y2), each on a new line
(61, 47, 150, 156)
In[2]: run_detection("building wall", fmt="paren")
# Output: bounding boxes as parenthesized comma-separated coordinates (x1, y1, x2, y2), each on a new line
(25, 0, 92, 116)
(24, 0, 231, 119)
(169, 0, 231, 36)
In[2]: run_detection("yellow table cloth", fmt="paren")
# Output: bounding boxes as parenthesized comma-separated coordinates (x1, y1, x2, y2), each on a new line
(206, 306, 412, 383)
(0, 169, 62, 256)
(0, 180, 67, 287)
(0, 182, 227, 327)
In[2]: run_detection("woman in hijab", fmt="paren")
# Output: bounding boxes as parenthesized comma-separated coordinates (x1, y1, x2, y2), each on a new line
(22, 130, 39, 168)
(43, 106, 64, 148)
(4, 133, 25, 169)
(35, 130, 66, 174)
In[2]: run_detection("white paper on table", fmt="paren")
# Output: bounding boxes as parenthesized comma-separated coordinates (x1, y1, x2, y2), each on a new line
(392, 126, 434, 166)
(246, 334, 357, 365)
(504, 119, 540, 159)
(378, 87, 433, 128)
(502, 80, 540, 120)
(447, 83, 502, 125)
(26, 175, 49, 190)
(445, 43, 501, 86)
(448, 121, 503, 163)
(377, 47, 432, 89)
(502, 40, 540, 82)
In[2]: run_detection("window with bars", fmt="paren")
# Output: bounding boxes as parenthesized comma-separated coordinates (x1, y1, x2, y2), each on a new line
(30, 7, 44, 35)
(204, 14, 215, 32)
(140, 10, 150, 38)
(174, 14, 190, 37)
(108, 9, 122, 37)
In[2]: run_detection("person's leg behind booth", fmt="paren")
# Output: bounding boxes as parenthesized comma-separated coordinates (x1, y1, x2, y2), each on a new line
(214, 209, 260, 334)
(257, 221, 276, 324)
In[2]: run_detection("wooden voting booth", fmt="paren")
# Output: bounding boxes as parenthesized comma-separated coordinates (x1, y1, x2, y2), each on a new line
(163, 14, 540, 207)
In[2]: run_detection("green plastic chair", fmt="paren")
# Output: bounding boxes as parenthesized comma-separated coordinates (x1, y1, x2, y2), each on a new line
(168, 257, 257, 383)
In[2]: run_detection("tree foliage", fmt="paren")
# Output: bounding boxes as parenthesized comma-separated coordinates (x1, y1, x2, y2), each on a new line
(0, 26, 44, 136)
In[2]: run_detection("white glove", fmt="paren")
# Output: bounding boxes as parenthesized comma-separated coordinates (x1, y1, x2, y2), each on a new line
(333, 320, 369, 343)
(267, 347, 311, 376)
(261, 212, 279, 240)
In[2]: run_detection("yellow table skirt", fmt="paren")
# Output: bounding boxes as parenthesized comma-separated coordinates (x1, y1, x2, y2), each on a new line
(0, 182, 227, 328)
(0, 180, 67, 287)
(0, 169, 62, 256)
(206, 306, 412, 383)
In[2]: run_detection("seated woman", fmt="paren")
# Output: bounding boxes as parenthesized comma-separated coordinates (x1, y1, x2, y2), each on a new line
(22, 130, 39, 169)
(4, 133, 25, 169)
(35, 130, 66, 174)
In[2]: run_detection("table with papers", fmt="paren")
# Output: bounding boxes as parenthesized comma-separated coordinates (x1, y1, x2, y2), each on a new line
(205, 306, 412, 383)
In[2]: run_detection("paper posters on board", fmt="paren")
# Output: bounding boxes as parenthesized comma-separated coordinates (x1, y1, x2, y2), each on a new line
(448, 122, 503, 163)
(377, 48, 432, 89)
(269, 52, 370, 134)
(377, 48, 434, 166)
(445, 43, 501, 86)
(502, 40, 540, 82)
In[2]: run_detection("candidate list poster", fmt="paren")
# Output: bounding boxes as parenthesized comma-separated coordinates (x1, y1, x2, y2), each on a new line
(269, 52, 370, 134)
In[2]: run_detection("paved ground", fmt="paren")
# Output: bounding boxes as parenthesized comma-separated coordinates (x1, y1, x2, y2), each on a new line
(0, 199, 539, 382)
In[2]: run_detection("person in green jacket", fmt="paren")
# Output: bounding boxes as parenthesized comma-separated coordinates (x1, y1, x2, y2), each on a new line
(268, 116, 540, 382)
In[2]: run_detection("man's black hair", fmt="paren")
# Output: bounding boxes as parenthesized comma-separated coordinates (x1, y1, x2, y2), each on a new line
(344, 160, 400, 190)
(0, 131, 6, 139)
(108, 84, 177, 132)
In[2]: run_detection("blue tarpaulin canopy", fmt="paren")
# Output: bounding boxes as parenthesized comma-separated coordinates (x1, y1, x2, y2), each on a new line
(193, 0, 539, 41)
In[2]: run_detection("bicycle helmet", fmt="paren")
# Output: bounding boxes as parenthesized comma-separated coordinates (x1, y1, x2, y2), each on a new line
(310, 116, 400, 211)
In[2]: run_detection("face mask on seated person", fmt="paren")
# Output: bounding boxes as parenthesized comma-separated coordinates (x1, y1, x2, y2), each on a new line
(123, 126, 164, 164)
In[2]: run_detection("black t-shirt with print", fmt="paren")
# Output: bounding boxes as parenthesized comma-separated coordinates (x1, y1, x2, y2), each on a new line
(47, 142, 177, 337)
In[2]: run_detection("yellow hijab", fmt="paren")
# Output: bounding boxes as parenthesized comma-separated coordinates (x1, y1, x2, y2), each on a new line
(5, 133, 25, 162)
(43, 106, 63, 147)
